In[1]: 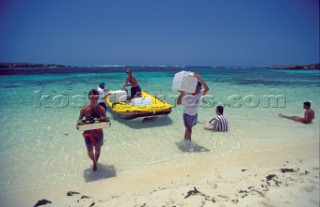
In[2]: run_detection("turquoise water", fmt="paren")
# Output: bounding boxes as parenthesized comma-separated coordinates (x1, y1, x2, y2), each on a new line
(0, 67, 319, 193)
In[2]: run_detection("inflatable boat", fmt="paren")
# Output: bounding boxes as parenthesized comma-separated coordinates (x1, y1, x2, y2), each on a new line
(106, 90, 172, 120)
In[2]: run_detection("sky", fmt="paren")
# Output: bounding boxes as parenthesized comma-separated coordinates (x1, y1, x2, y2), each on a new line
(0, 0, 319, 66)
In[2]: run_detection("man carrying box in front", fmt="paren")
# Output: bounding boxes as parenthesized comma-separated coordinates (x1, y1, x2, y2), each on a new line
(76, 89, 106, 171)
(177, 73, 209, 152)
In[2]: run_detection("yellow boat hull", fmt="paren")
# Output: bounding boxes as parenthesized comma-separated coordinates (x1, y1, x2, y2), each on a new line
(106, 91, 172, 120)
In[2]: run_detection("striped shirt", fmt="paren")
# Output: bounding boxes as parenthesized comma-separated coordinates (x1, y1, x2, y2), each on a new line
(212, 114, 228, 132)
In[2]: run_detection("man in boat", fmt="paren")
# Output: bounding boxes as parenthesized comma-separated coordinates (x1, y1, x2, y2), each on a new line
(97, 81, 110, 111)
(203, 106, 229, 131)
(76, 89, 106, 171)
(121, 69, 142, 99)
(279, 102, 315, 124)
(177, 73, 209, 152)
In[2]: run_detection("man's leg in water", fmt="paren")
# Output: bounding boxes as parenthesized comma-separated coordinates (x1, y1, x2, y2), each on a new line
(291, 116, 304, 122)
(185, 126, 192, 141)
(279, 113, 303, 122)
(94, 146, 101, 170)
(86, 145, 97, 171)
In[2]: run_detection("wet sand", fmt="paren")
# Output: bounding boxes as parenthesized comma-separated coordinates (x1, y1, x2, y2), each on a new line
(1, 139, 319, 207)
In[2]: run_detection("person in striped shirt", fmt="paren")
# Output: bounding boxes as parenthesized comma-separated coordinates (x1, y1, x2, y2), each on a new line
(204, 106, 228, 132)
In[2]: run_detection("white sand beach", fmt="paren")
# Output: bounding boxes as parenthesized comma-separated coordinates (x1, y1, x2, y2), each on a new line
(1, 136, 318, 207)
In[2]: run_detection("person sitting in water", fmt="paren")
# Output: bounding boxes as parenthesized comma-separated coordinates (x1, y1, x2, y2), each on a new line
(279, 102, 315, 124)
(76, 89, 106, 171)
(121, 69, 142, 99)
(97, 81, 110, 111)
(204, 106, 229, 132)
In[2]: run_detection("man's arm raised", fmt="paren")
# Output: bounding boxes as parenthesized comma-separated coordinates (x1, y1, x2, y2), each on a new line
(194, 73, 209, 96)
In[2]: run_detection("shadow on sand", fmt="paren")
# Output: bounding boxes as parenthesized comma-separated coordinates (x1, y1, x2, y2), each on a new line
(175, 140, 210, 153)
(111, 114, 173, 129)
(83, 164, 116, 183)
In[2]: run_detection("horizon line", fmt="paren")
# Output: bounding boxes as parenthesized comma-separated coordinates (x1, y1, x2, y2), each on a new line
(1, 61, 319, 68)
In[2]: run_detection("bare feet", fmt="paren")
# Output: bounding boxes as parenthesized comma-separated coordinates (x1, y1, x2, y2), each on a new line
(93, 162, 97, 171)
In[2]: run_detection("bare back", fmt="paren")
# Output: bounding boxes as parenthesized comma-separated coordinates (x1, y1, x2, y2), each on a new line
(303, 109, 315, 123)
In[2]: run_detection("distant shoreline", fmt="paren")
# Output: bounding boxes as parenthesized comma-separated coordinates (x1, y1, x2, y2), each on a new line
(0, 62, 319, 70)
(0, 62, 69, 69)
(268, 63, 319, 70)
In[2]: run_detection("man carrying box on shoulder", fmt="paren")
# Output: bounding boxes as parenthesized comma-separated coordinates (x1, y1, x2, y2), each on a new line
(76, 89, 106, 171)
(177, 73, 209, 152)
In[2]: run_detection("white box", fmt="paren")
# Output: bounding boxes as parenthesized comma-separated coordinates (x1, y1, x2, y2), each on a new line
(109, 90, 127, 103)
(78, 122, 111, 131)
(172, 71, 198, 93)
(132, 97, 152, 106)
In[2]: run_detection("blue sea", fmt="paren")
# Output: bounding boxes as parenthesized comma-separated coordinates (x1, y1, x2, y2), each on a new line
(0, 66, 319, 194)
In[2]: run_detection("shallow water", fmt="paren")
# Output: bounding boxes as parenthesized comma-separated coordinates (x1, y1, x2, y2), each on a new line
(0, 67, 319, 193)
